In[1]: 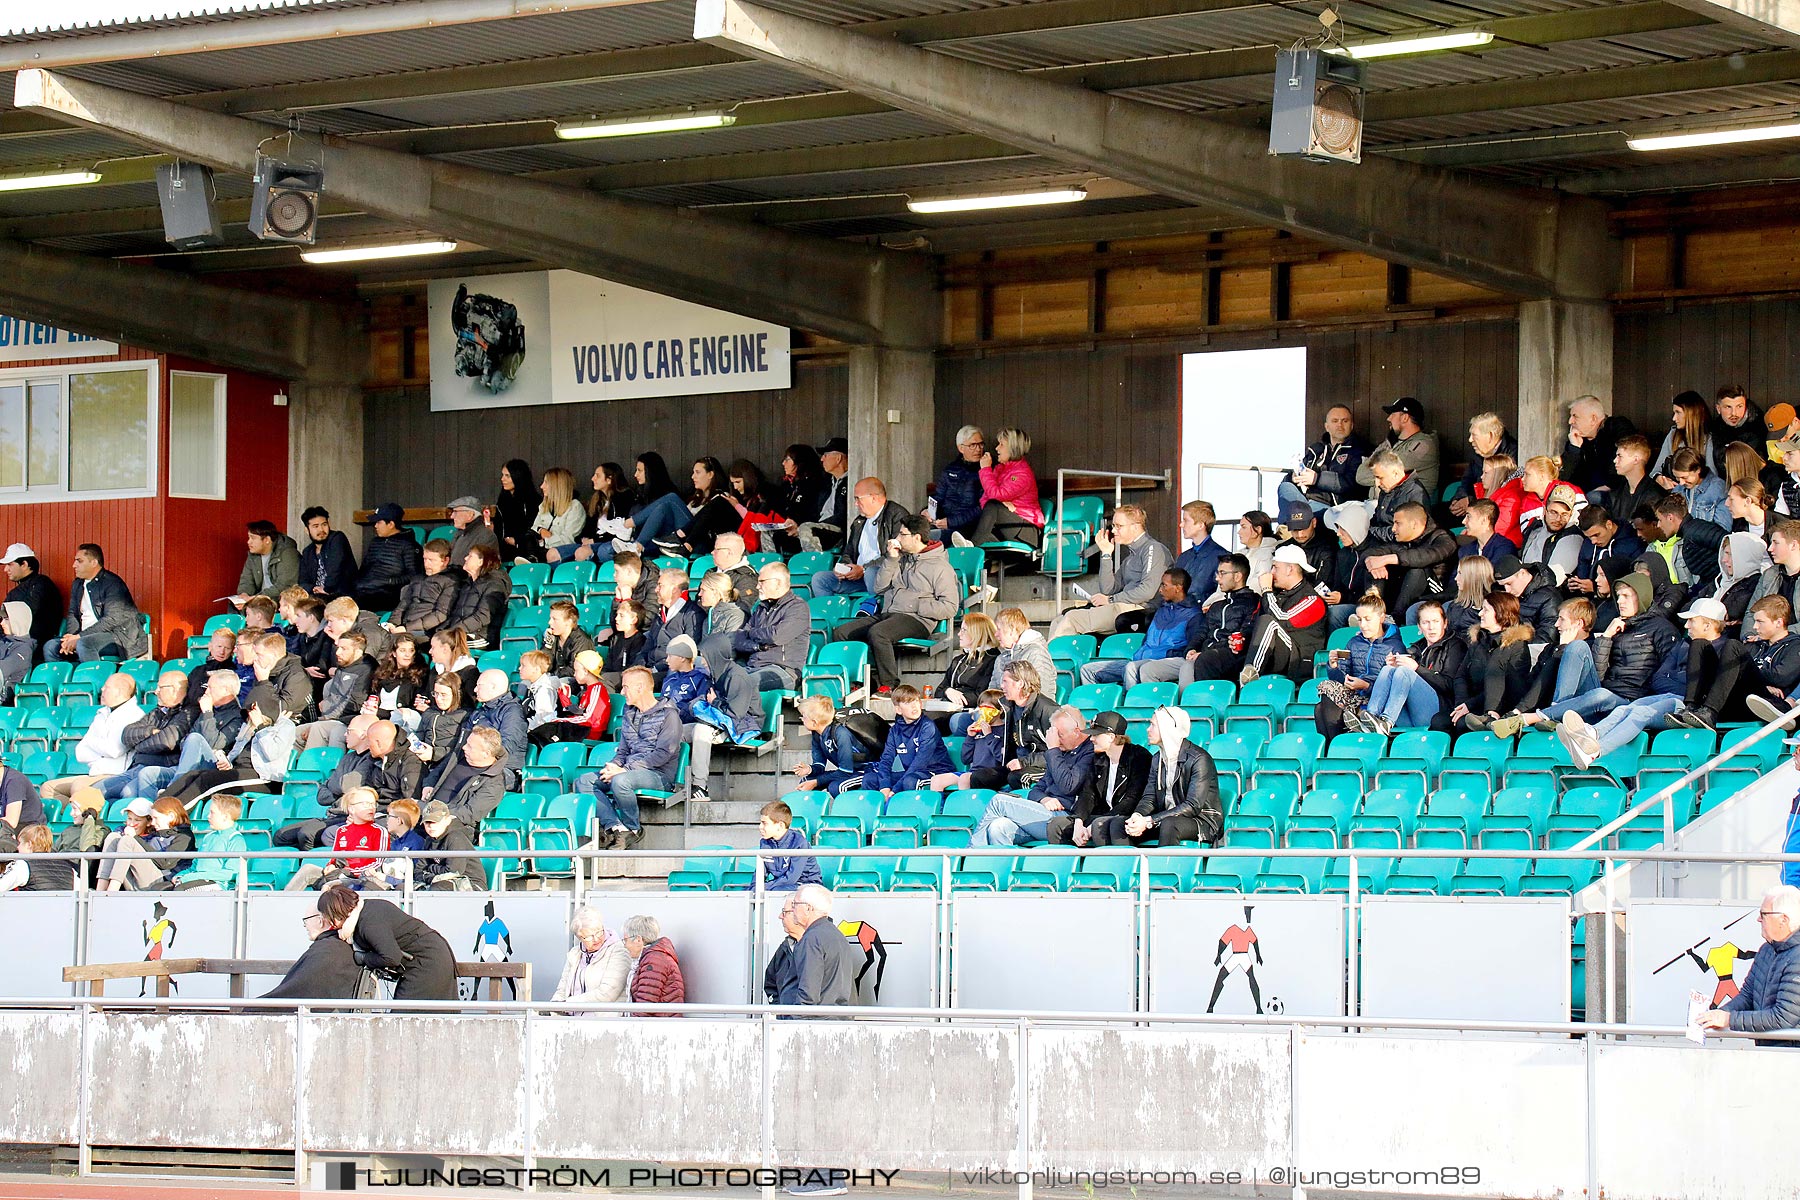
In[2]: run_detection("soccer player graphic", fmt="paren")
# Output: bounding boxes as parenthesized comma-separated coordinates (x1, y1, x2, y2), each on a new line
(837, 919, 888, 1002)
(471, 900, 517, 1001)
(1208, 905, 1264, 1015)
(142, 901, 178, 997)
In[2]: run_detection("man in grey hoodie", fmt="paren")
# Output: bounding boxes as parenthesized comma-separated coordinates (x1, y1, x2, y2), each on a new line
(1049, 504, 1172, 640)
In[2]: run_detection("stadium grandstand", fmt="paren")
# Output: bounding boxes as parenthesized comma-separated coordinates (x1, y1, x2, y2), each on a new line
(1, 1, 1799, 1197)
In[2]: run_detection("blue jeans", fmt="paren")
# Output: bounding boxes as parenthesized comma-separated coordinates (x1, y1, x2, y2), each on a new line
(810, 569, 871, 598)
(972, 794, 1057, 846)
(1366, 665, 1440, 728)
(576, 766, 667, 833)
(631, 493, 692, 548)
(1078, 659, 1126, 687)
(1327, 603, 1356, 629)
(103, 732, 218, 799)
(949, 711, 978, 736)
(1589, 694, 1683, 757)
(1541, 686, 1625, 723)
(1277, 480, 1328, 515)
(1552, 640, 1601, 704)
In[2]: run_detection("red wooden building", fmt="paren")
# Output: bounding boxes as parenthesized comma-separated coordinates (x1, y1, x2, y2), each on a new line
(1, 335, 288, 660)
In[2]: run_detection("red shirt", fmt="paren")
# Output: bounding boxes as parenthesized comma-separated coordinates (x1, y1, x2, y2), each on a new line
(332, 820, 389, 871)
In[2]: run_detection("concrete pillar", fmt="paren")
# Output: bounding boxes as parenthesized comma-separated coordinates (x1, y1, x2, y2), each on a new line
(1517, 298, 1614, 460)
(287, 382, 365, 538)
(847, 345, 936, 509)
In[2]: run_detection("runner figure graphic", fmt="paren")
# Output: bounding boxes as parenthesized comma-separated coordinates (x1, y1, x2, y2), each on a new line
(142, 901, 178, 997)
(1208, 905, 1264, 1014)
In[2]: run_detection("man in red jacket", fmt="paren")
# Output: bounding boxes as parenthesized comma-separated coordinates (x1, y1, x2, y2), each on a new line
(623, 914, 685, 1016)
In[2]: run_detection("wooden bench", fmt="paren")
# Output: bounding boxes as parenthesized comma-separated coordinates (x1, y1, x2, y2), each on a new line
(351, 505, 450, 526)
(65, 957, 531, 1001)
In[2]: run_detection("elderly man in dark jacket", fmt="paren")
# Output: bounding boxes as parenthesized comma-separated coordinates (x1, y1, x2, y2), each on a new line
(929, 427, 987, 544)
(429, 726, 507, 829)
(791, 884, 864, 1007)
(53, 544, 146, 662)
(1700, 885, 1800, 1044)
(575, 666, 680, 848)
(971, 705, 1093, 846)
(423, 669, 526, 791)
(714, 562, 811, 743)
(354, 503, 424, 612)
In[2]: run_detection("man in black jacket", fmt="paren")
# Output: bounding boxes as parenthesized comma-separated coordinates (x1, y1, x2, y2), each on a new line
(1282, 405, 1368, 509)
(1182, 553, 1262, 685)
(2, 545, 61, 663)
(52, 544, 147, 661)
(1746, 596, 1800, 723)
(540, 600, 595, 681)
(297, 506, 358, 599)
(1092, 706, 1221, 847)
(810, 477, 907, 599)
(1362, 502, 1456, 618)
(1561, 397, 1636, 495)
(1495, 555, 1560, 644)
(354, 503, 424, 612)
(384, 540, 460, 643)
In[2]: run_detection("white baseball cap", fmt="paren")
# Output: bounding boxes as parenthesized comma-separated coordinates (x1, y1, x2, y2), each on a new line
(1677, 598, 1729, 624)
(1271, 544, 1317, 573)
(0, 543, 35, 564)
(124, 798, 156, 817)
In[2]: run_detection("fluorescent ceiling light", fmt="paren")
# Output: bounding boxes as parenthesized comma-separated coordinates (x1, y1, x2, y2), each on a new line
(907, 187, 1088, 214)
(555, 111, 735, 139)
(300, 239, 458, 264)
(0, 169, 102, 192)
(1627, 121, 1800, 152)
(1331, 28, 1492, 60)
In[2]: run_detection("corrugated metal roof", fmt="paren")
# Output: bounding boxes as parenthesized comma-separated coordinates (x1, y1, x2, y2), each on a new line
(5, 0, 1800, 262)
(1, 0, 392, 40)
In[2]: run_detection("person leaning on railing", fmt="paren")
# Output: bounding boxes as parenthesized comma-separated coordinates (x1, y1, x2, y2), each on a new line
(1698, 885, 1800, 1043)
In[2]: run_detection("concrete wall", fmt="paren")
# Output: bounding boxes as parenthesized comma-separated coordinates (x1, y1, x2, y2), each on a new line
(4, 1010, 1797, 1200)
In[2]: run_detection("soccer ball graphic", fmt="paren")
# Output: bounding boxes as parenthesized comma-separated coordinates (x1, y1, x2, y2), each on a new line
(1267, 997, 1285, 1015)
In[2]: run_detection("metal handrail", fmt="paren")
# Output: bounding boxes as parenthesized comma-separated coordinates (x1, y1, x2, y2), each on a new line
(1050, 466, 1171, 614)
(1192, 458, 1295, 532)
(1565, 705, 1800, 890)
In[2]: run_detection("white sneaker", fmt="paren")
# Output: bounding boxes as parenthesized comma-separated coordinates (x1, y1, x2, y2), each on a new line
(950, 532, 974, 548)
(1747, 693, 1793, 725)
(593, 517, 632, 540)
(1557, 710, 1599, 770)
(615, 541, 642, 555)
(963, 583, 997, 610)
(689, 786, 711, 803)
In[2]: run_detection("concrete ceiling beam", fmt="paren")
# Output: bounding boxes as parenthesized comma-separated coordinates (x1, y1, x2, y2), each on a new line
(12, 68, 937, 348)
(695, 0, 1619, 301)
(0, 237, 361, 383)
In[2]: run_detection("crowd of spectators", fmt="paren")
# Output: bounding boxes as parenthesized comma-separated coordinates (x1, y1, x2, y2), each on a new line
(2, 395, 1799, 880)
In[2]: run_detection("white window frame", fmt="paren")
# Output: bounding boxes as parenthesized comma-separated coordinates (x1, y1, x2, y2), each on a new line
(167, 370, 228, 501)
(0, 359, 158, 505)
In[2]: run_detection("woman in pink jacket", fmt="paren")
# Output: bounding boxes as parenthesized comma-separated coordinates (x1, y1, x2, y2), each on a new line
(959, 427, 1046, 548)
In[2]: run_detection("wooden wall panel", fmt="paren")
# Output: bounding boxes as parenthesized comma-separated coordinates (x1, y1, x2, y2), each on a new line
(1287, 254, 1388, 321)
(1614, 299, 1800, 437)
(936, 347, 1181, 536)
(1301, 319, 1521, 488)
(1104, 266, 1205, 332)
(1681, 229, 1800, 294)
(988, 279, 1089, 340)
(361, 361, 848, 517)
